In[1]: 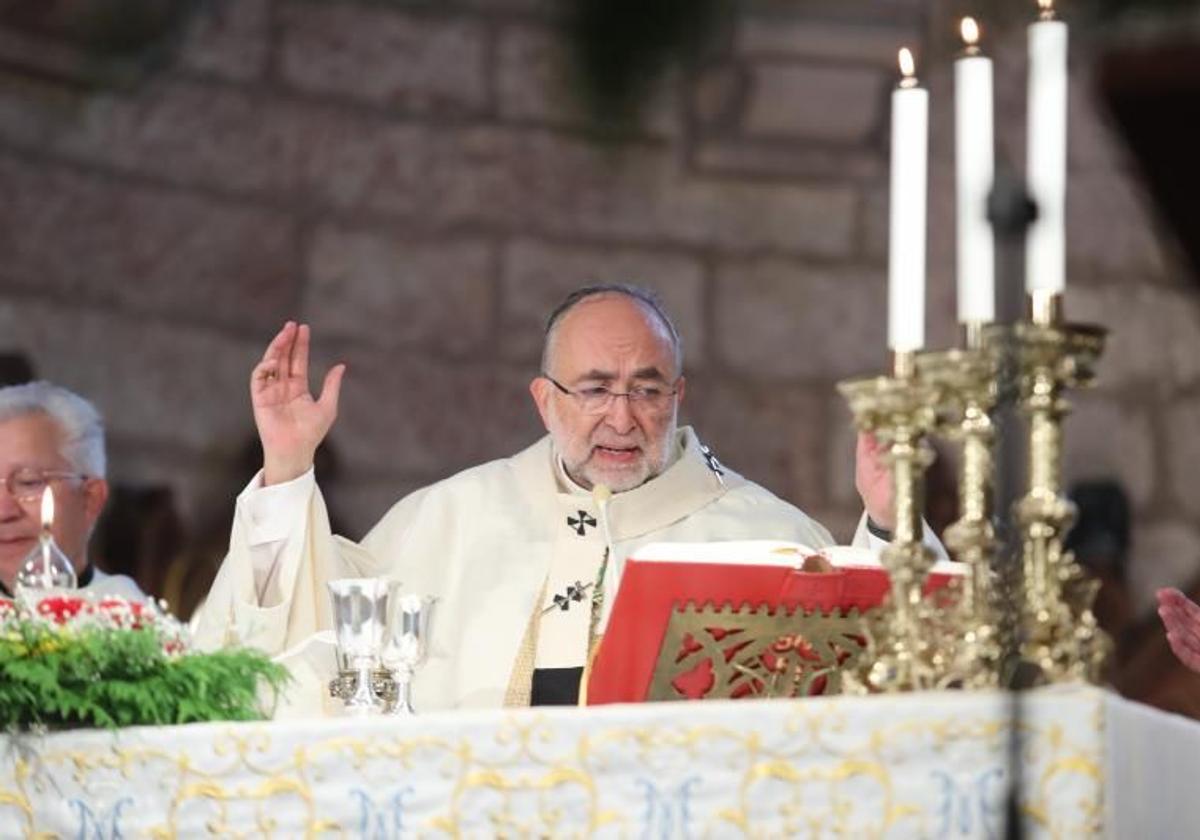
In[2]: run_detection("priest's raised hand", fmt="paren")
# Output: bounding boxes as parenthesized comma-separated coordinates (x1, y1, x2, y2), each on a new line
(855, 431, 895, 533)
(251, 321, 346, 486)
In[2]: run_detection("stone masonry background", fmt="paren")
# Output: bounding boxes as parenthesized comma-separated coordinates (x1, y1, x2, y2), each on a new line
(0, 0, 1197, 624)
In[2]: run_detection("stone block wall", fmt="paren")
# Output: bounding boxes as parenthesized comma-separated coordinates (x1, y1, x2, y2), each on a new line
(0, 0, 1197, 623)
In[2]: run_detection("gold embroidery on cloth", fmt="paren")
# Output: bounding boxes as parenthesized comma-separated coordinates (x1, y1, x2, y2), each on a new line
(0, 692, 1106, 837)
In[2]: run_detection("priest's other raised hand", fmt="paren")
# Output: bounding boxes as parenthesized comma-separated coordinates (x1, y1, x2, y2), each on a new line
(251, 321, 345, 486)
(855, 431, 895, 532)
(1158, 587, 1200, 673)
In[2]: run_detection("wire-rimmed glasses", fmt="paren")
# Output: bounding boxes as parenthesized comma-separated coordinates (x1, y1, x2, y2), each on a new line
(541, 373, 680, 415)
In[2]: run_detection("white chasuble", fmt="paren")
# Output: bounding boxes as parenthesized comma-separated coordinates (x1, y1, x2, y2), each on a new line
(192, 427, 838, 717)
(538, 492, 604, 671)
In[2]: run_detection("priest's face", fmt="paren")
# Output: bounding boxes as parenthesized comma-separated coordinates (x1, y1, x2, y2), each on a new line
(531, 294, 685, 493)
(0, 412, 107, 590)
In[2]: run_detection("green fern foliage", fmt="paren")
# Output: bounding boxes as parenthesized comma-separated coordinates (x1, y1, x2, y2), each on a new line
(0, 620, 289, 730)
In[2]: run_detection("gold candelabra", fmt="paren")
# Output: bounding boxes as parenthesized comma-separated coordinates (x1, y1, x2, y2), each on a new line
(1013, 296, 1109, 682)
(838, 353, 946, 691)
(837, 292, 1110, 692)
(916, 331, 1004, 689)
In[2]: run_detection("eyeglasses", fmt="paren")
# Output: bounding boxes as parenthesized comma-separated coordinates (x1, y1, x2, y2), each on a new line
(542, 373, 680, 416)
(2, 467, 89, 502)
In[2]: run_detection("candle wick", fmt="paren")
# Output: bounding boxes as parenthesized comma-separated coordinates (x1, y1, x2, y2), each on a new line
(899, 77, 919, 90)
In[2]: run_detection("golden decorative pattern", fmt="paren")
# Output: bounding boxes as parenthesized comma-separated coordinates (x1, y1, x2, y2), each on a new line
(0, 686, 1112, 838)
(836, 295, 1113, 693)
(647, 603, 874, 701)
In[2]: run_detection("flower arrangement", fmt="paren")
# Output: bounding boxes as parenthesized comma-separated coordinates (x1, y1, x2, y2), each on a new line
(0, 592, 288, 730)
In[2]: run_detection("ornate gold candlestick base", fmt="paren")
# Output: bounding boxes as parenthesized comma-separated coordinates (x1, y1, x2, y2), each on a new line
(1014, 315, 1110, 683)
(839, 357, 950, 692)
(917, 343, 1003, 689)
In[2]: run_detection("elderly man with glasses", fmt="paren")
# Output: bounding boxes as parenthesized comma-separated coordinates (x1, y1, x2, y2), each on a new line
(194, 285, 933, 713)
(0, 381, 143, 599)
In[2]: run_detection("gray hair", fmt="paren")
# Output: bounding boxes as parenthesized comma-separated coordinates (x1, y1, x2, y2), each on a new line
(541, 284, 683, 375)
(0, 381, 107, 478)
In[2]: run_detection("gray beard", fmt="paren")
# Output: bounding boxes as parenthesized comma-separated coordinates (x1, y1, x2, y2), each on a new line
(561, 446, 670, 494)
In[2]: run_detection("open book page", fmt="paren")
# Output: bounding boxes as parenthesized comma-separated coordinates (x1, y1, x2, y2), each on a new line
(630, 540, 965, 577)
(589, 542, 966, 704)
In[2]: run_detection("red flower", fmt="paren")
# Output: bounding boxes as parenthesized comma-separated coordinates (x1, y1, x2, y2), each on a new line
(97, 598, 150, 629)
(36, 596, 89, 623)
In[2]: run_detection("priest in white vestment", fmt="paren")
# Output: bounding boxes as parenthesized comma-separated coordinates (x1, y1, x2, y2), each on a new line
(193, 285, 926, 714)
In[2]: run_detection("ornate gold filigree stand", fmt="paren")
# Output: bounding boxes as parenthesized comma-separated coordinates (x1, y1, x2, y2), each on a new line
(329, 668, 397, 712)
(1014, 292, 1110, 683)
(646, 603, 876, 701)
(838, 353, 945, 692)
(916, 330, 1004, 688)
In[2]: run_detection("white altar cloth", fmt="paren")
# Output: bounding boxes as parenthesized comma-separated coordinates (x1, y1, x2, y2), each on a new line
(1, 685, 1195, 838)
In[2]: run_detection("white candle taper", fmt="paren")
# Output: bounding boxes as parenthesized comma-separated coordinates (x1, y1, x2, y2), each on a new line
(955, 17, 996, 325)
(1026, 0, 1068, 295)
(888, 47, 929, 353)
(39, 486, 53, 589)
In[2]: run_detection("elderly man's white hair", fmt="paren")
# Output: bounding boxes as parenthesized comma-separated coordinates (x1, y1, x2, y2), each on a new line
(0, 381, 107, 478)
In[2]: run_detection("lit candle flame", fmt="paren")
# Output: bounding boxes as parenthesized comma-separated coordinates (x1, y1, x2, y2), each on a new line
(961, 17, 980, 47)
(898, 48, 916, 80)
(40, 486, 54, 532)
(1037, 0, 1056, 19)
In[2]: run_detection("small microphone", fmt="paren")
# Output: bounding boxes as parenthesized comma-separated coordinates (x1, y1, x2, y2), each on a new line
(581, 483, 616, 706)
(590, 483, 617, 635)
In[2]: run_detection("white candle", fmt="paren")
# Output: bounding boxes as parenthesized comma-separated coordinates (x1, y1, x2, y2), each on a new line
(40, 487, 53, 589)
(955, 17, 995, 324)
(888, 47, 929, 352)
(1026, 0, 1068, 294)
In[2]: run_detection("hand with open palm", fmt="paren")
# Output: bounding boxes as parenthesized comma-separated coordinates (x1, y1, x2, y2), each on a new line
(251, 322, 346, 486)
(1158, 587, 1200, 674)
(855, 431, 895, 532)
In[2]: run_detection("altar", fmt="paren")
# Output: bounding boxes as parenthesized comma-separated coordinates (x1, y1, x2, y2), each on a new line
(2, 684, 1196, 838)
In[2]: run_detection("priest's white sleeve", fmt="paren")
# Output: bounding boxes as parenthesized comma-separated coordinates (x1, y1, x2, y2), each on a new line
(190, 468, 378, 657)
(243, 469, 316, 607)
(850, 512, 951, 561)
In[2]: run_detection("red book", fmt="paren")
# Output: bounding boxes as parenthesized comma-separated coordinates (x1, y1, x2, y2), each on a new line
(585, 542, 964, 705)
